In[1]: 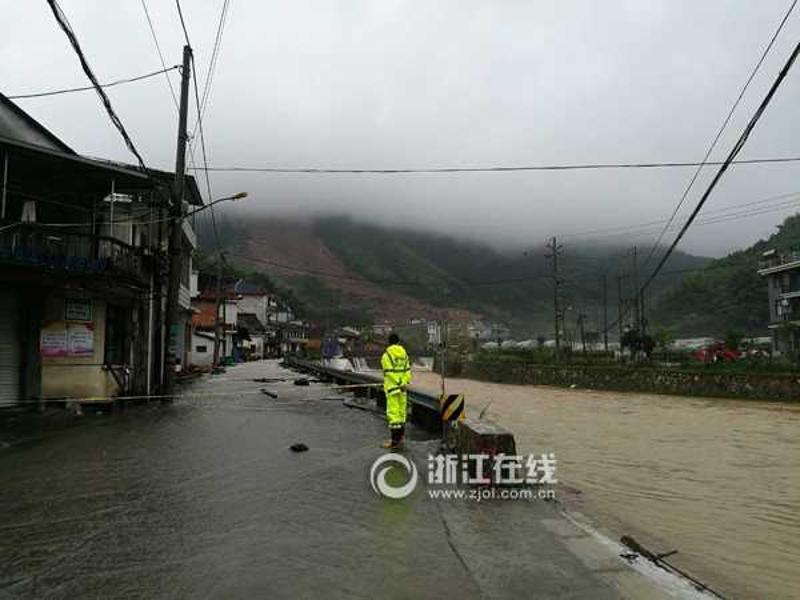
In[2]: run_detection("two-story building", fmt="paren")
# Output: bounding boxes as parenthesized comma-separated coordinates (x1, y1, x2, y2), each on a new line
(233, 279, 279, 357)
(757, 249, 800, 354)
(190, 290, 239, 365)
(0, 92, 201, 406)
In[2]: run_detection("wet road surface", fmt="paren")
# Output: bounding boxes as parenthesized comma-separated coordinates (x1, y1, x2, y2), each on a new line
(1, 361, 703, 599)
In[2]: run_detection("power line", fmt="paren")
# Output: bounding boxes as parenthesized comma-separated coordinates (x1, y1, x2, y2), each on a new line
(559, 189, 800, 240)
(198, 0, 230, 119)
(188, 156, 800, 174)
(46, 0, 147, 172)
(190, 54, 223, 255)
(140, 0, 180, 110)
(226, 251, 550, 288)
(7, 184, 800, 238)
(572, 199, 800, 246)
(7, 65, 180, 99)
(642, 0, 798, 271)
(174, 0, 192, 47)
(642, 38, 800, 294)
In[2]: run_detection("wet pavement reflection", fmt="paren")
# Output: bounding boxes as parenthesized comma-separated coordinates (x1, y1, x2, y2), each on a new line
(0, 362, 480, 599)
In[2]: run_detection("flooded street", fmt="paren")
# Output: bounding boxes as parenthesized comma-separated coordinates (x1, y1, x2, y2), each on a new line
(415, 372, 800, 600)
(2, 360, 699, 600)
(0, 361, 474, 599)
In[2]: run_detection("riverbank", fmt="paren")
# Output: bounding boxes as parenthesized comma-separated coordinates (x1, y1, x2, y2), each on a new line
(456, 359, 800, 401)
(414, 371, 800, 600)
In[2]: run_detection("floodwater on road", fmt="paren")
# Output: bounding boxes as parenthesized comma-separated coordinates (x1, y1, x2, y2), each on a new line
(414, 372, 800, 600)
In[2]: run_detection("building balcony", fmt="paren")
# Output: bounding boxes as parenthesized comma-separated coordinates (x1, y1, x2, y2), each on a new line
(758, 251, 800, 275)
(0, 223, 148, 286)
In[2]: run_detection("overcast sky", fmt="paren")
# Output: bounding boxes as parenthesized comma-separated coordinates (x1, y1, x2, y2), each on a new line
(3, 1, 800, 257)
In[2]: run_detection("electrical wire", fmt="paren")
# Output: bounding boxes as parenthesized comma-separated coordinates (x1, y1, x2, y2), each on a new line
(198, 0, 230, 119)
(189, 156, 800, 174)
(642, 39, 800, 294)
(174, 0, 192, 47)
(140, 0, 180, 111)
(225, 251, 553, 288)
(558, 192, 800, 241)
(642, 0, 798, 271)
(46, 0, 148, 173)
(7, 65, 180, 99)
(190, 55, 225, 289)
(5, 186, 800, 243)
(138, 0, 207, 231)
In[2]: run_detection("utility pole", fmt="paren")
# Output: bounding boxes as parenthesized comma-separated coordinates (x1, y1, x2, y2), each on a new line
(439, 319, 448, 397)
(162, 45, 192, 396)
(617, 274, 624, 344)
(602, 273, 609, 352)
(577, 313, 586, 354)
(640, 287, 647, 337)
(545, 237, 563, 359)
(631, 246, 641, 333)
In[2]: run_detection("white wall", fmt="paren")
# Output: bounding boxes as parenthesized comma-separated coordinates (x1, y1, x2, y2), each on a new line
(189, 333, 214, 368)
(237, 295, 268, 325)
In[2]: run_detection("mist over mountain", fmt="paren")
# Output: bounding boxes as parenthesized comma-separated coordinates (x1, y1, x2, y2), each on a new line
(197, 212, 713, 335)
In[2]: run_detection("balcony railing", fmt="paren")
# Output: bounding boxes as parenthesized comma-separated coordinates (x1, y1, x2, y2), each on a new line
(0, 223, 147, 284)
(759, 251, 800, 271)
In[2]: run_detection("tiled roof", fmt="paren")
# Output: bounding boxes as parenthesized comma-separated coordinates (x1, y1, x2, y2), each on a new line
(237, 312, 266, 334)
(234, 279, 269, 295)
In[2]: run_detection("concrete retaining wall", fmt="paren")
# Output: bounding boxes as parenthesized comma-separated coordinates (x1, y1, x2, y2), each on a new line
(462, 360, 800, 402)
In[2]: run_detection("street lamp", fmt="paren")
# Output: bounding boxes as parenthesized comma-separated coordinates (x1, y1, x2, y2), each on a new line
(186, 191, 248, 218)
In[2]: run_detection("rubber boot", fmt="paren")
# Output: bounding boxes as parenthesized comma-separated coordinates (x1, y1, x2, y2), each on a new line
(382, 427, 402, 449)
(381, 427, 399, 450)
(396, 425, 405, 449)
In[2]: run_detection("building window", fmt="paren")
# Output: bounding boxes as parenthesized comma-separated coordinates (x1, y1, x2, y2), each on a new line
(196, 345, 208, 353)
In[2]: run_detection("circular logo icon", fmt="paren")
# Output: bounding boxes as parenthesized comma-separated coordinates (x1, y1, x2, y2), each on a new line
(370, 453, 418, 499)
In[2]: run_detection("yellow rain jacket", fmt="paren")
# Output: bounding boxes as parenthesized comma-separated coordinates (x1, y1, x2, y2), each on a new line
(381, 343, 412, 429)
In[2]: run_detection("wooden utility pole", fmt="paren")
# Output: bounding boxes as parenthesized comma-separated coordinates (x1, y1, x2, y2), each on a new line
(439, 319, 448, 397)
(640, 286, 647, 337)
(617, 274, 624, 343)
(631, 246, 641, 333)
(546, 237, 562, 359)
(162, 45, 192, 396)
(602, 273, 609, 352)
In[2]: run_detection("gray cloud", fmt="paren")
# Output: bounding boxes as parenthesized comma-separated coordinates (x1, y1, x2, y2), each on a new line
(3, 0, 800, 257)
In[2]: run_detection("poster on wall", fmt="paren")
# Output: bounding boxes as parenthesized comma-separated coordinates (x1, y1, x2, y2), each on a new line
(65, 298, 93, 322)
(67, 324, 94, 357)
(40, 329, 68, 358)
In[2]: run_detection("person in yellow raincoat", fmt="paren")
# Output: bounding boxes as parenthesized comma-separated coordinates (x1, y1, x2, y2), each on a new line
(381, 333, 412, 449)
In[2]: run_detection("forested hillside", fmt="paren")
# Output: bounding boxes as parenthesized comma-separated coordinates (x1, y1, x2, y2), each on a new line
(198, 213, 722, 335)
(650, 215, 800, 336)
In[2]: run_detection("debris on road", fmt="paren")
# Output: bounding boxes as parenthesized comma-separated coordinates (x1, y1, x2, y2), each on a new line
(260, 389, 278, 398)
(289, 443, 309, 452)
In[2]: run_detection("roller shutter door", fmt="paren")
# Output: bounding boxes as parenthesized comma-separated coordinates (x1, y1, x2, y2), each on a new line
(0, 291, 21, 406)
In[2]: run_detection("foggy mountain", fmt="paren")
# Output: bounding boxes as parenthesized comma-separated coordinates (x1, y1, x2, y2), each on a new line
(197, 212, 711, 335)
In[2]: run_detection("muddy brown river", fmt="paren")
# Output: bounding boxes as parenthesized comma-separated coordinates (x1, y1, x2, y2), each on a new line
(414, 372, 800, 600)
